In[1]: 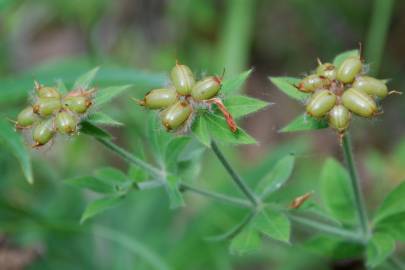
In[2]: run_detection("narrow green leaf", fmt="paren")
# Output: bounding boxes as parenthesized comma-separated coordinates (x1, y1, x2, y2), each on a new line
(166, 175, 184, 209)
(128, 165, 149, 184)
(56, 79, 68, 95)
(80, 121, 112, 139)
(164, 136, 192, 173)
(191, 114, 210, 146)
(221, 95, 271, 119)
(374, 182, 405, 224)
(73, 67, 100, 90)
(280, 113, 328, 132)
(94, 85, 132, 108)
(252, 209, 290, 243)
(65, 176, 115, 194)
(87, 112, 123, 126)
(333, 50, 359, 68)
(366, 233, 395, 268)
(0, 119, 33, 184)
(269, 77, 309, 101)
(80, 196, 123, 223)
(229, 226, 261, 256)
(320, 158, 357, 225)
(221, 69, 252, 94)
(94, 167, 128, 184)
(255, 153, 295, 199)
(148, 113, 173, 162)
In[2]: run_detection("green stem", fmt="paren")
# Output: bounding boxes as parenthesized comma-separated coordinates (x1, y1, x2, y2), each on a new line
(342, 133, 369, 238)
(210, 140, 260, 207)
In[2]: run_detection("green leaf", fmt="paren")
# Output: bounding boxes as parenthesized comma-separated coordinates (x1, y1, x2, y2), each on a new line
(269, 76, 309, 101)
(320, 158, 357, 225)
(148, 113, 173, 162)
(73, 67, 100, 90)
(65, 176, 115, 194)
(164, 136, 192, 173)
(333, 49, 359, 67)
(221, 95, 271, 119)
(374, 182, 405, 225)
(252, 209, 290, 243)
(94, 167, 128, 185)
(80, 121, 112, 139)
(366, 233, 395, 268)
(280, 113, 328, 132)
(229, 226, 261, 256)
(191, 114, 210, 147)
(56, 79, 68, 94)
(0, 119, 33, 184)
(165, 175, 184, 209)
(87, 112, 123, 126)
(221, 69, 252, 94)
(255, 153, 295, 199)
(80, 196, 123, 223)
(94, 85, 132, 108)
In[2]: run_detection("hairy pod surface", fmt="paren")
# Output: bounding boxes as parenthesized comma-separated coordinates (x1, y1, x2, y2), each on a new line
(316, 63, 336, 80)
(161, 101, 192, 130)
(33, 98, 62, 116)
(191, 76, 221, 100)
(306, 89, 337, 118)
(33, 119, 55, 146)
(342, 88, 378, 117)
(352, 76, 388, 98)
(55, 111, 77, 134)
(298, 75, 328, 93)
(170, 64, 195, 95)
(328, 105, 351, 133)
(336, 57, 362, 83)
(37, 86, 61, 99)
(142, 88, 177, 109)
(64, 96, 92, 114)
(17, 106, 38, 127)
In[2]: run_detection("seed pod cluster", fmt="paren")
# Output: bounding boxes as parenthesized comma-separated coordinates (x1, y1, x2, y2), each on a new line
(139, 62, 235, 132)
(16, 81, 95, 147)
(296, 54, 397, 136)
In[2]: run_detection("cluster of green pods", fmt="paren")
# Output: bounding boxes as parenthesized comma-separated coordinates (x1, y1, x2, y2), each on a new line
(139, 62, 223, 131)
(16, 82, 94, 147)
(297, 54, 396, 135)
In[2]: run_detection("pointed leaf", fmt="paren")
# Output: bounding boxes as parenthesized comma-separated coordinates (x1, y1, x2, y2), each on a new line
(94, 85, 132, 108)
(270, 77, 309, 101)
(94, 167, 128, 185)
(366, 233, 395, 268)
(252, 209, 290, 243)
(73, 67, 99, 89)
(0, 119, 33, 184)
(164, 136, 192, 173)
(148, 113, 173, 161)
(65, 176, 115, 194)
(87, 112, 123, 126)
(333, 50, 359, 68)
(222, 95, 271, 119)
(80, 121, 112, 139)
(320, 158, 357, 225)
(229, 226, 261, 256)
(374, 182, 405, 225)
(80, 196, 123, 223)
(255, 153, 295, 199)
(221, 69, 252, 94)
(191, 114, 210, 146)
(280, 113, 328, 132)
(165, 175, 184, 209)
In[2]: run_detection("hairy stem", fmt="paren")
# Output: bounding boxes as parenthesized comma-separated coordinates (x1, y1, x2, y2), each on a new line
(210, 140, 260, 206)
(342, 133, 369, 239)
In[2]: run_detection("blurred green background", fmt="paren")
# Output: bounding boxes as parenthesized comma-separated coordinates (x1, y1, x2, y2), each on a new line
(0, 0, 404, 269)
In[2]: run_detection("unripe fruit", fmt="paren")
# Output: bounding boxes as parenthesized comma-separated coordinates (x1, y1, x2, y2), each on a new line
(32, 119, 55, 146)
(352, 76, 388, 98)
(161, 101, 192, 130)
(33, 98, 62, 116)
(306, 89, 337, 118)
(170, 64, 195, 95)
(141, 88, 177, 109)
(329, 105, 351, 133)
(16, 106, 38, 128)
(55, 111, 77, 134)
(191, 76, 221, 100)
(37, 86, 61, 99)
(64, 96, 92, 114)
(342, 88, 378, 117)
(298, 75, 328, 93)
(316, 63, 336, 80)
(336, 57, 362, 83)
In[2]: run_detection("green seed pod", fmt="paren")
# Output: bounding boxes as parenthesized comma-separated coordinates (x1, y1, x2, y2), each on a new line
(306, 89, 337, 118)
(55, 111, 77, 134)
(32, 119, 55, 146)
(336, 56, 362, 83)
(298, 75, 328, 93)
(33, 98, 62, 116)
(316, 63, 336, 80)
(64, 96, 92, 114)
(352, 76, 388, 98)
(170, 64, 195, 95)
(141, 88, 177, 109)
(328, 105, 351, 133)
(191, 76, 221, 100)
(161, 101, 192, 130)
(37, 86, 61, 99)
(16, 106, 38, 128)
(342, 88, 378, 117)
